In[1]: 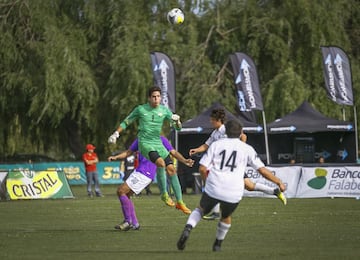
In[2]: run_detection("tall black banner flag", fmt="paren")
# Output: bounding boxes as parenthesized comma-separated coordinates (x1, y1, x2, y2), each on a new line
(321, 46, 353, 106)
(150, 52, 176, 112)
(230, 52, 263, 111)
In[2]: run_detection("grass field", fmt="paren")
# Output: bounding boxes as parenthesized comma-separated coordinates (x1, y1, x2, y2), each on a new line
(0, 184, 360, 260)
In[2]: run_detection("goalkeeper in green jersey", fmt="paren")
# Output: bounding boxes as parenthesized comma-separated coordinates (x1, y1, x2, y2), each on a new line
(108, 86, 189, 212)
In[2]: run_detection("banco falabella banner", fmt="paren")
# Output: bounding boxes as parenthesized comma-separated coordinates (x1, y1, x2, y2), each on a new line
(150, 51, 176, 112)
(230, 52, 263, 111)
(297, 167, 360, 198)
(320, 46, 353, 106)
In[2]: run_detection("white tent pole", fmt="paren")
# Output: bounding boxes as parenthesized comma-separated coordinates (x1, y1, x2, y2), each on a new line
(354, 106, 359, 162)
(175, 130, 178, 154)
(262, 111, 270, 165)
(174, 130, 179, 170)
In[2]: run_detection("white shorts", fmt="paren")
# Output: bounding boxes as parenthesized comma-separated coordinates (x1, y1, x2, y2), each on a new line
(125, 170, 152, 195)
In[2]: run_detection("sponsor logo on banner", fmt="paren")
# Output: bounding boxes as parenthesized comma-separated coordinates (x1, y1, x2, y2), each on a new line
(180, 127, 203, 133)
(6, 170, 68, 199)
(320, 46, 353, 106)
(0, 162, 124, 185)
(298, 167, 360, 198)
(243, 166, 301, 198)
(63, 166, 81, 180)
(327, 124, 353, 130)
(103, 166, 124, 181)
(329, 168, 360, 192)
(243, 126, 263, 132)
(323, 54, 337, 102)
(307, 168, 328, 189)
(270, 126, 296, 132)
(230, 52, 264, 111)
(337, 149, 348, 160)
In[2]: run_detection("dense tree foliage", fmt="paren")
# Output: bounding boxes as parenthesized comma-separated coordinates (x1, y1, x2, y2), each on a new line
(0, 0, 359, 160)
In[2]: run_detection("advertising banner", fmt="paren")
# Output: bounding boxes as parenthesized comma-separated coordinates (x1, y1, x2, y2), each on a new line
(98, 161, 125, 184)
(0, 171, 7, 200)
(243, 166, 301, 198)
(320, 46, 353, 106)
(229, 52, 263, 111)
(31, 162, 85, 185)
(297, 167, 360, 198)
(37, 162, 124, 185)
(0, 161, 124, 185)
(6, 170, 74, 200)
(150, 51, 176, 112)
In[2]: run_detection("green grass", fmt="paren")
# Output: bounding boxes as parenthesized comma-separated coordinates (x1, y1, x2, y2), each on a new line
(0, 184, 360, 260)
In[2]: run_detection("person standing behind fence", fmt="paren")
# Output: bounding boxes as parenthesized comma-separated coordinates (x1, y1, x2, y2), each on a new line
(82, 144, 103, 197)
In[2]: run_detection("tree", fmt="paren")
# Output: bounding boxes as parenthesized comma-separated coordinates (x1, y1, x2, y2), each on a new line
(0, 0, 359, 159)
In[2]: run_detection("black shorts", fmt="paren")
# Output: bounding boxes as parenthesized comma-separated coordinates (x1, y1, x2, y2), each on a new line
(199, 192, 239, 219)
(148, 151, 173, 166)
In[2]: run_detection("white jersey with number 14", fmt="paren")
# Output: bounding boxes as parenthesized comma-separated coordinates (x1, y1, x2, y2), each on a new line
(200, 137, 264, 203)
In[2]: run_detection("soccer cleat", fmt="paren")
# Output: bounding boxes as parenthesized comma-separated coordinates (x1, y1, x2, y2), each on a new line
(175, 202, 191, 214)
(177, 225, 192, 250)
(274, 188, 287, 205)
(161, 193, 175, 207)
(130, 224, 140, 231)
(202, 212, 220, 220)
(212, 239, 222, 252)
(114, 221, 131, 231)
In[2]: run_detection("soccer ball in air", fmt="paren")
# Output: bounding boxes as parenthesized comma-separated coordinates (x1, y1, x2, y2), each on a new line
(167, 8, 184, 25)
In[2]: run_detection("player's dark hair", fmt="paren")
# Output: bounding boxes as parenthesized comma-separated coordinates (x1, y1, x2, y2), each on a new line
(210, 108, 226, 123)
(225, 120, 243, 138)
(148, 86, 161, 97)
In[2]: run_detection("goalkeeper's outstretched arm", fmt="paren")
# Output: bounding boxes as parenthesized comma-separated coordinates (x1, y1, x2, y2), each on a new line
(108, 126, 124, 144)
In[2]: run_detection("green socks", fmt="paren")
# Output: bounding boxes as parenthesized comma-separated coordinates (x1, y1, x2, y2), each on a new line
(169, 174, 183, 203)
(156, 167, 167, 195)
(156, 167, 183, 203)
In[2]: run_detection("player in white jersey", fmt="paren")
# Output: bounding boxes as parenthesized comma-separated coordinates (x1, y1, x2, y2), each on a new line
(189, 109, 286, 220)
(178, 119, 286, 252)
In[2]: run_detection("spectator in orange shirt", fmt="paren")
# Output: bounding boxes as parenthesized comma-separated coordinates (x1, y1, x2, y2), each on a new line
(82, 144, 103, 197)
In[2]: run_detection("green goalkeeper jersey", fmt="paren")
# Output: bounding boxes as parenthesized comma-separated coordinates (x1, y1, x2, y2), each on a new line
(119, 103, 180, 160)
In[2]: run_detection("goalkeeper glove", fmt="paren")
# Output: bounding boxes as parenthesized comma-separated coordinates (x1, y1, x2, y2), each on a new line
(171, 114, 182, 129)
(171, 114, 180, 122)
(108, 131, 120, 144)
